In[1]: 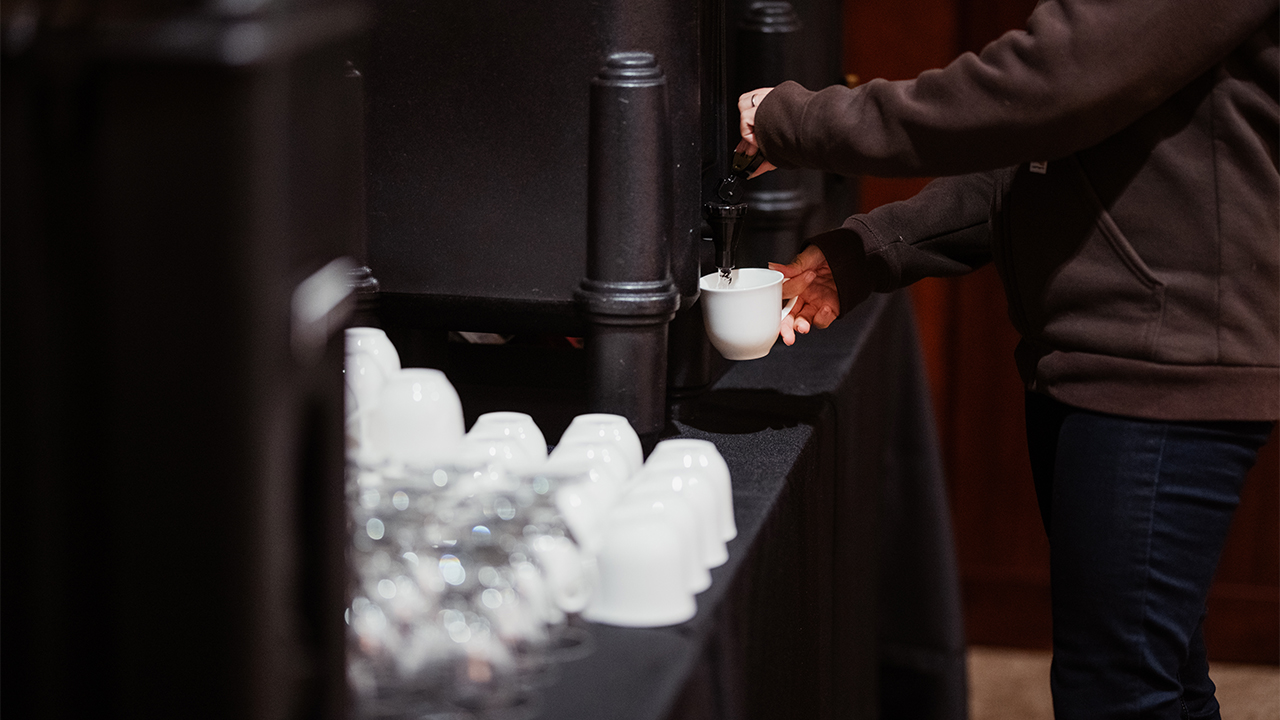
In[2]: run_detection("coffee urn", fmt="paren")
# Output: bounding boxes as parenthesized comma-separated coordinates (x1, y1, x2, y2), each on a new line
(360, 0, 855, 443)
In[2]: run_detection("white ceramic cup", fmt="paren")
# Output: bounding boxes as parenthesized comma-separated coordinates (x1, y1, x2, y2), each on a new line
(367, 368, 465, 469)
(344, 328, 402, 463)
(620, 485, 711, 593)
(344, 347, 389, 420)
(548, 439, 632, 492)
(699, 268, 797, 360)
(554, 480, 611, 555)
(581, 511, 696, 627)
(543, 457, 624, 553)
(344, 352, 388, 464)
(460, 433, 542, 477)
(633, 465, 728, 569)
(527, 533, 594, 614)
(645, 439, 736, 542)
(560, 414, 644, 478)
(346, 327, 401, 378)
(468, 412, 548, 462)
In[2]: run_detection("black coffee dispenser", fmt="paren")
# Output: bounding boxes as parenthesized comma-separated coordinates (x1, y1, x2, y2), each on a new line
(360, 0, 855, 440)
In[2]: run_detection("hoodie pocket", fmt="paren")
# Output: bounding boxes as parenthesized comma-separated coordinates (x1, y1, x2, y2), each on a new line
(996, 158, 1166, 360)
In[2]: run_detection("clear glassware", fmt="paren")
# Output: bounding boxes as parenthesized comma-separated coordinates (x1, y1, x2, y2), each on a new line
(348, 460, 571, 717)
(346, 451, 605, 719)
(346, 470, 455, 718)
(510, 469, 599, 662)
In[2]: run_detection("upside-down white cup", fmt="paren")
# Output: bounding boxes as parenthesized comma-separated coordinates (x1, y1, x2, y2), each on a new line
(468, 412, 548, 463)
(621, 484, 711, 593)
(548, 439, 632, 494)
(633, 465, 728, 569)
(344, 328, 402, 463)
(346, 327, 401, 378)
(560, 414, 644, 478)
(460, 433, 542, 477)
(582, 510, 696, 627)
(344, 347, 389, 420)
(344, 352, 388, 464)
(699, 268, 797, 360)
(646, 439, 736, 542)
(527, 532, 595, 614)
(367, 368, 465, 469)
(543, 457, 623, 553)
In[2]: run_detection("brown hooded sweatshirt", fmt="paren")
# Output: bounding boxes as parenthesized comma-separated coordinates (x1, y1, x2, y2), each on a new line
(755, 0, 1279, 421)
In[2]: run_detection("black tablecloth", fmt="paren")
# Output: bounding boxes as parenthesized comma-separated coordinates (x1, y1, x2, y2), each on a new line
(491, 289, 967, 717)
(483, 289, 968, 720)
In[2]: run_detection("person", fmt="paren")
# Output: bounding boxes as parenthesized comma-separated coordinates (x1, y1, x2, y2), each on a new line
(735, 0, 1278, 717)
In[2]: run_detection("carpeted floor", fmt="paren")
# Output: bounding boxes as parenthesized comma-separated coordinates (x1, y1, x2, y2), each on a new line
(968, 646, 1280, 720)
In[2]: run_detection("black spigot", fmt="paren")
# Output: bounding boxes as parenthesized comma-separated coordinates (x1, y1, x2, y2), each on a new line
(704, 200, 747, 281)
(704, 150, 765, 283)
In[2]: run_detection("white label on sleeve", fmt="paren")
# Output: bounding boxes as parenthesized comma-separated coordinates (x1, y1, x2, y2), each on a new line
(1030, 161, 1048, 174)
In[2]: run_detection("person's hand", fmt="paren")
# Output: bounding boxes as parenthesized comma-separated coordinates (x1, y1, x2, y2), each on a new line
(736, 88, 777, 178)
(770, 245, 839, 346)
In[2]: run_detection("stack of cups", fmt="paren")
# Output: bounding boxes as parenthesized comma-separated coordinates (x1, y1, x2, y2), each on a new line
(344, 331, 595, 716)
(344, 327, 402, 464)
(342, 334, 739, 694)
(578, 434, 736, 628)
(545, 413, 642, 549)
(345, 327, 466, 472)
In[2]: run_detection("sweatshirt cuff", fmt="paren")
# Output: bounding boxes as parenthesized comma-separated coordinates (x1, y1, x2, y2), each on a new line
(806, 227, 873, 317)
(755, 80, 816, 169)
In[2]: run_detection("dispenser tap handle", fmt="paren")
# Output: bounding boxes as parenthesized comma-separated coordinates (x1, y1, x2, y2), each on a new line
(731, 150, 766, 178)
(715, 151, 766, 203)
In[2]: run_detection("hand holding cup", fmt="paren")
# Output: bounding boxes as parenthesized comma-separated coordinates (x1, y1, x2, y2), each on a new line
(769, 245, 840, 346)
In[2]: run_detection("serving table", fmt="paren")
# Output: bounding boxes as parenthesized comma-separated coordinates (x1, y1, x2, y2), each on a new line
(447, 290, 967, 720)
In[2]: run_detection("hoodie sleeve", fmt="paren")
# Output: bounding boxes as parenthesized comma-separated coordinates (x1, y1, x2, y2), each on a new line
(756, 0, 1278, 178)
(809, 170, 1005, 316)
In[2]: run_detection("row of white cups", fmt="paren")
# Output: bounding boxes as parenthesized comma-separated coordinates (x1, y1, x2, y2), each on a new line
(345, 325, 737, 627)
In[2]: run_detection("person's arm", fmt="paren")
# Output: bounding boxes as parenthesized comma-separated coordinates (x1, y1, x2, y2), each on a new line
(755, 0, 1277, 178)
(776, 170, 1003, 343)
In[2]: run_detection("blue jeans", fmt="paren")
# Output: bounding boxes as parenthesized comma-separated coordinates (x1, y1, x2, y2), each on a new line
(1024, 392, 1273, 720)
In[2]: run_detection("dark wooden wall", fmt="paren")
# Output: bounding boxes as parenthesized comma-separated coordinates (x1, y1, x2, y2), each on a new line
(840, 0, 1279, 664)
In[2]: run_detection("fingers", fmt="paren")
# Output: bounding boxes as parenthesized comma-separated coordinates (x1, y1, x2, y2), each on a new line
(779, 306, 835, 346)
(738, 88, 773, 114)
(769, 244, 825, 276)
(770, 247, 821, 277)
(785, 298, 836, 338)
(768, 259, 809, 280)
(779, 311, 797, 346)
(812, 303, 838, 329)
(737, 87, 774, 159)
(779, 270, 816, 299)
(795, 244, 827, 270)
(738, 110, 758, 154)
(779, 298, 815, 346)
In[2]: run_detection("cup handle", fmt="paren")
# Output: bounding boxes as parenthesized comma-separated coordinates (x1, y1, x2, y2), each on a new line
(781, 296, 798, 320)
